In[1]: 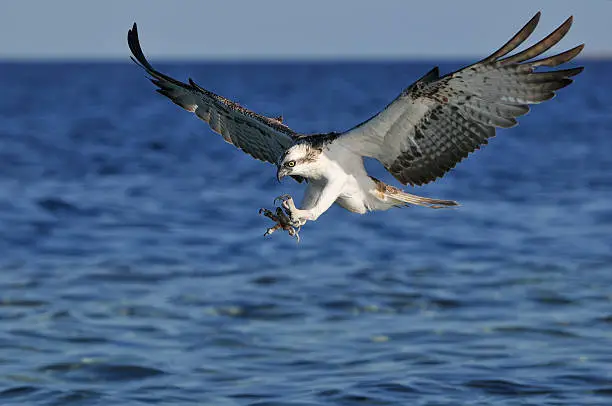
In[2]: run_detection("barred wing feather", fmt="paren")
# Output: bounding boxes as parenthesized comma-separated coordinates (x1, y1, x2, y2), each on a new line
(338, 12, 584, 186)
(128, 23, 297, 166)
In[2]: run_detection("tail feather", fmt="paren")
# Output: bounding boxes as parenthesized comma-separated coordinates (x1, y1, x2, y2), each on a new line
(370, 177, 458, 209)
(389, 191, 459, 209)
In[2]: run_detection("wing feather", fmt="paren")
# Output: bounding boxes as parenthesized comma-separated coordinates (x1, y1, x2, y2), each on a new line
(499, 16, 573, 65)
(336, 13, 584, 186)
(531, 44, 584, 67)
(482, 11, 541, 62)
(128, 23, 297, 166)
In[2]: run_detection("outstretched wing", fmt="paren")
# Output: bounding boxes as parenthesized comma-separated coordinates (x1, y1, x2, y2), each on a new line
(128, 23, 297, 166)
(336, 13, 584, 186)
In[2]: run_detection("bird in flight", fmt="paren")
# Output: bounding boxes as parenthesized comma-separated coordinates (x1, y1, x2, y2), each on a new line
(128, 12, 583, 241)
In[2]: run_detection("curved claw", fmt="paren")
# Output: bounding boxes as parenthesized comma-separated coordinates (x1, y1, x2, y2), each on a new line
(264, 226, 280, 237)
(293, 226, 301, 243)
(285, 226, 301, 243)
(259, 208, 276, 220)
(274, 194, 292, 205)
(261, 196, 303, 242)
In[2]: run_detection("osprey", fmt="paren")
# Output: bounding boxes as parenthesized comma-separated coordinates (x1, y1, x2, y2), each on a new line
(128, 12, 583, 240)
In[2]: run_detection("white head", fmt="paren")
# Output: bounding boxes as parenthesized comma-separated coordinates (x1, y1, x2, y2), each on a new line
(276, 143, 323, 181)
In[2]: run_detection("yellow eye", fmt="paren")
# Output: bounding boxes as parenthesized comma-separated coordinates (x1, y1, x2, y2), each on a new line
(287, 161, 296, 167)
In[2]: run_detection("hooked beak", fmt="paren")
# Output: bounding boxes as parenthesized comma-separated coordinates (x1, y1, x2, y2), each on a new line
(276, 166, 288, 182)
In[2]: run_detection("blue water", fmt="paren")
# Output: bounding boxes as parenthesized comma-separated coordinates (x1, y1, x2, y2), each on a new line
(0, 60, 610, 405)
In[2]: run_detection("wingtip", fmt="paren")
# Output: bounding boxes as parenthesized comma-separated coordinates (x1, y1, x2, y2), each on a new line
(481, 11, 542, 63)
(188, 77, 206, 93)
(561, 15, 574, 32)
(500, 13, 576, 65)
(555, 15, 574, 33)
(558, 15, 574, 35)
(128, 22, 138, 40)
(573, 66, 585, 76)
(127, 22, 151, 70)
(573, 43, 586, 58)
(127, 23, 137, 48)
(525, 11, 541, 30)
(530, 43, 585, 67)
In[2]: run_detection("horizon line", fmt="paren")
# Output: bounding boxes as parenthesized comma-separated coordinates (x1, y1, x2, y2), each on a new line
(0, 53, 608, 63)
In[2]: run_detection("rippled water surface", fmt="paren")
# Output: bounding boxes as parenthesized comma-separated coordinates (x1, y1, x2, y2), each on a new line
(0, 60, 611, 405)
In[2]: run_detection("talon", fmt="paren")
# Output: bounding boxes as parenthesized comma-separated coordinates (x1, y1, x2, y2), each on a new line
(290, 219, 303, 228)
(292, 226, 301, 243)
(285, 226, 301, 243)
(264, 224, 281, 237)
(259, 208, 272, 216)
(262, 195, 305, 241)
(273, 194, 292, 205)
(259, 208, 279, 223)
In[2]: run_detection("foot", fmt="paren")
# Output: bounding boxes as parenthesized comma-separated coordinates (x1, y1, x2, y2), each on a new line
(259, 207, 301, 242)
(274, 194, 307, 227)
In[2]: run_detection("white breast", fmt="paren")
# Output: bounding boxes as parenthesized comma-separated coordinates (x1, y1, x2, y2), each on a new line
(299, 142, 384, 214)
(318, 144, 372, 214)
(335, 178, 370, 213)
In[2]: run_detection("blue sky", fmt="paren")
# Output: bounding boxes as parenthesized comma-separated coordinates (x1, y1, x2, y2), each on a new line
(0, 0, 610, 60)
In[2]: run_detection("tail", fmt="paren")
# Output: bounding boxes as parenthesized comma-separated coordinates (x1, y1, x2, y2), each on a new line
(389, 190, 459, 209)
(371, 177, 458, 209)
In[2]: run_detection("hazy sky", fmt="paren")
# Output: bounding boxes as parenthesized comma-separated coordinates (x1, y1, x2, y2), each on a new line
(0, 0, 610, 60)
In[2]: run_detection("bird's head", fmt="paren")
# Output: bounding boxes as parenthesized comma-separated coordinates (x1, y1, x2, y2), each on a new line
(276, 143, 322, 181)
